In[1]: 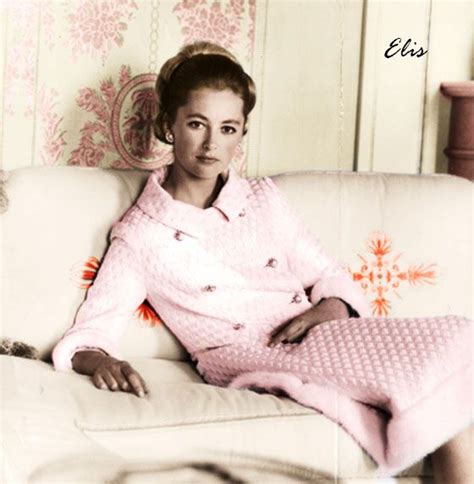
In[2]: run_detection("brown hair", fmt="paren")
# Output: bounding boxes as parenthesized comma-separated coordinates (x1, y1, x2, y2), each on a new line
(154, 41, 256, 144)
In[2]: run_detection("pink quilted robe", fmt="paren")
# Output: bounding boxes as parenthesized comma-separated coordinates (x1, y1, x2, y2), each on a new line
(196, 315, 472, 477)
(53, 164, 473, 477)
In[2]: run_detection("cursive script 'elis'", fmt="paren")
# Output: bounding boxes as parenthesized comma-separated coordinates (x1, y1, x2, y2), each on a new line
(384, 38, 428, 59)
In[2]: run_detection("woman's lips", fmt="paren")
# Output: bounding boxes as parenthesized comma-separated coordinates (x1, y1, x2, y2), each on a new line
(197, 156, 219, 164)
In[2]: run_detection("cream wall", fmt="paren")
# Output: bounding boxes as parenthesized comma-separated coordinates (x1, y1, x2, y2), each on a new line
(355, 0, 473, 175)
(1, 0, 473, 176)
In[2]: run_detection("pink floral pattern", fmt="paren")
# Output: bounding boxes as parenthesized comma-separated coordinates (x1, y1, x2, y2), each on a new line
(69, 66, 173, 169)
(349, 231, 438, 316)
(247, 0, 256, 56)
(69, 66, 129, 168)
(38, 87, 67, 166)
(3, 0, 55, 117)
(67, 0, 138, 64)
(173, 0, 245, 51)
(111, 72, 173, 169)
(123, 87, 159, 159)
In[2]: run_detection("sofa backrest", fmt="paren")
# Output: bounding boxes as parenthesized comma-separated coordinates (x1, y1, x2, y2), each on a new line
(1, 167, 472, 362)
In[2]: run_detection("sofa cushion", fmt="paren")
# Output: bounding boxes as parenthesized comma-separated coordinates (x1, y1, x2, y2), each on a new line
(272, 171, 472, 320)
(1, 167, 188, 362)
(1, 355, 431, 479)
(0, 355, 124, 483)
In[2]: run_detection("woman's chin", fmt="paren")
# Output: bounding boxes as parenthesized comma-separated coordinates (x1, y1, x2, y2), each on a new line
(194, 161, 229, 177)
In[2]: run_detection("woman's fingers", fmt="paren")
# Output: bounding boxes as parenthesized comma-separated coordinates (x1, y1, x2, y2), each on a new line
(92, 359, 148, 397)
(286, 320, 309, 342)
(121, 363, 148, 397)
(112, 368, 131, 392)
(101, 370, 119, 391)
(93, 372, 108, 390)
(268, 319, 309, 347)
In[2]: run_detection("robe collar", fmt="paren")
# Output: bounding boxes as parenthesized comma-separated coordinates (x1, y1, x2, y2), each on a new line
(135, 163, 252, 238)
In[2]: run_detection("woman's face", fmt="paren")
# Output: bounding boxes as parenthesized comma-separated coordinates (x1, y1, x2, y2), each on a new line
(169, 88, 245, 180)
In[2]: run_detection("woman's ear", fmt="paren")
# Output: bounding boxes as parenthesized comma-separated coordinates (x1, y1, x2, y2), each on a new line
(162, 118, 170, 135)
(162, 119, 175, 144)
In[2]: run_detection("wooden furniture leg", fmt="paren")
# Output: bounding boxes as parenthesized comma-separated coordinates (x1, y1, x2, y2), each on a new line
(440, 81, 474, 181)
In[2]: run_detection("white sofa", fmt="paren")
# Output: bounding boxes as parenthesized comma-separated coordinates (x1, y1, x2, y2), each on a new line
(1, 166, 472, 483)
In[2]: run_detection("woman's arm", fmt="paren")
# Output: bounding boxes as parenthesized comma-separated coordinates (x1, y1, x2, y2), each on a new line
(267, 178, 370, 318)
(72, 349, 109, 375)
(52, 234, 148, 395)
(268, 297, 350, 346)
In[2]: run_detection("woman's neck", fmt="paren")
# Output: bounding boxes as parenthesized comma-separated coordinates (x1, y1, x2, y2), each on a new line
(162, 165, 225, 209)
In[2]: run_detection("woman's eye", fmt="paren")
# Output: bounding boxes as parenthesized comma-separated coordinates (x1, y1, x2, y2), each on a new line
(188, 121, 204, 129)
(222, 126, 236, 135)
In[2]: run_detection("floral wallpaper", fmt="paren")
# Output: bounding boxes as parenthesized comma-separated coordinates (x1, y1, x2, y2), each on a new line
(1, 0, 256, 174)
(66, 0, 139, 63)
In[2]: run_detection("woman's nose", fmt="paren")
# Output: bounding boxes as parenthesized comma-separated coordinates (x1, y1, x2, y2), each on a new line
(203, 141, 217, 151)
(202, 130, 218, 151)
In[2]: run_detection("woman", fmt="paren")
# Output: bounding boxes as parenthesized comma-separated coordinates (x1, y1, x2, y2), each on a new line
(53, 42, 472, 482)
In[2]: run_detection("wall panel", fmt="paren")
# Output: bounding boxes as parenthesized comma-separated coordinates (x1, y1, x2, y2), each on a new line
(356, 0, 431, 174)
(247, 0, 363, 176)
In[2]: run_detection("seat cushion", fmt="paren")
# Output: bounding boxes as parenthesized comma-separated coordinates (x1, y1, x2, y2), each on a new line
(1, 356, 432, 480)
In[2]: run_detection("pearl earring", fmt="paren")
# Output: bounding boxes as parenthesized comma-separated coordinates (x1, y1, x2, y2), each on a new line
(166, 132, 174, 143)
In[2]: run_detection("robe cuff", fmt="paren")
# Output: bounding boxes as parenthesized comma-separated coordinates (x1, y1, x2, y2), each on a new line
(52, 329, 122, 371)
(309, 276, 371, 318)
(318, 297, 360, 318)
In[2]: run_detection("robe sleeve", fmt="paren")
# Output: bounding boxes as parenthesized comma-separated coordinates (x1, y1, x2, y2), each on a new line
(266, 177, 371, 318)
(52, 229, 147, 371)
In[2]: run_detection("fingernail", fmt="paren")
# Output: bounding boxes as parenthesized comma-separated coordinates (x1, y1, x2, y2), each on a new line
(138, 390, 144, 397)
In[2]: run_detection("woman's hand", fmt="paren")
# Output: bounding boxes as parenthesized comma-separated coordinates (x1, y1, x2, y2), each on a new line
(267, 297, 350, 347)
(93, 357, 149, 397)
(72, 350, 149, 397)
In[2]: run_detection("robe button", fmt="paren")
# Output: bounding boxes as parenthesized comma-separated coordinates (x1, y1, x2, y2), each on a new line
(238, 209, 246, 217)
(233, 323, 244, 330)
(291, 293, 303, 304)
(266, 258, 278, 268)
(203, 285, 216, 292)
(174, 230, 184, 241)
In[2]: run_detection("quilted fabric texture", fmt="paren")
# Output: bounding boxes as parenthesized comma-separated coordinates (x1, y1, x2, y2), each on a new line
(203, 315, 472, 476)
(51, 164, 472, 477)
(52, 163, 370, 369)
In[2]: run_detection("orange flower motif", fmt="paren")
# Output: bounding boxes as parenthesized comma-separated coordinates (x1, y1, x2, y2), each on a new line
(368, 234, 391, 257)
(70, 256, 162, 326)
(70, 256, 100, 289)
(407, 264, 437, 286)
(371, 295, 391, 317)
(134, 300, 162, 327)
(349, 231, 438, 316)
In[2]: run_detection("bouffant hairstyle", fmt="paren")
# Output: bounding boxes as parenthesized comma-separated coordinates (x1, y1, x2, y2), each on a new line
(154, 41, 256, 144)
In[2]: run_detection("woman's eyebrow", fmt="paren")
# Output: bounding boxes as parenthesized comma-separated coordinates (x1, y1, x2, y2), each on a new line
(186, 113, 242, 125)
